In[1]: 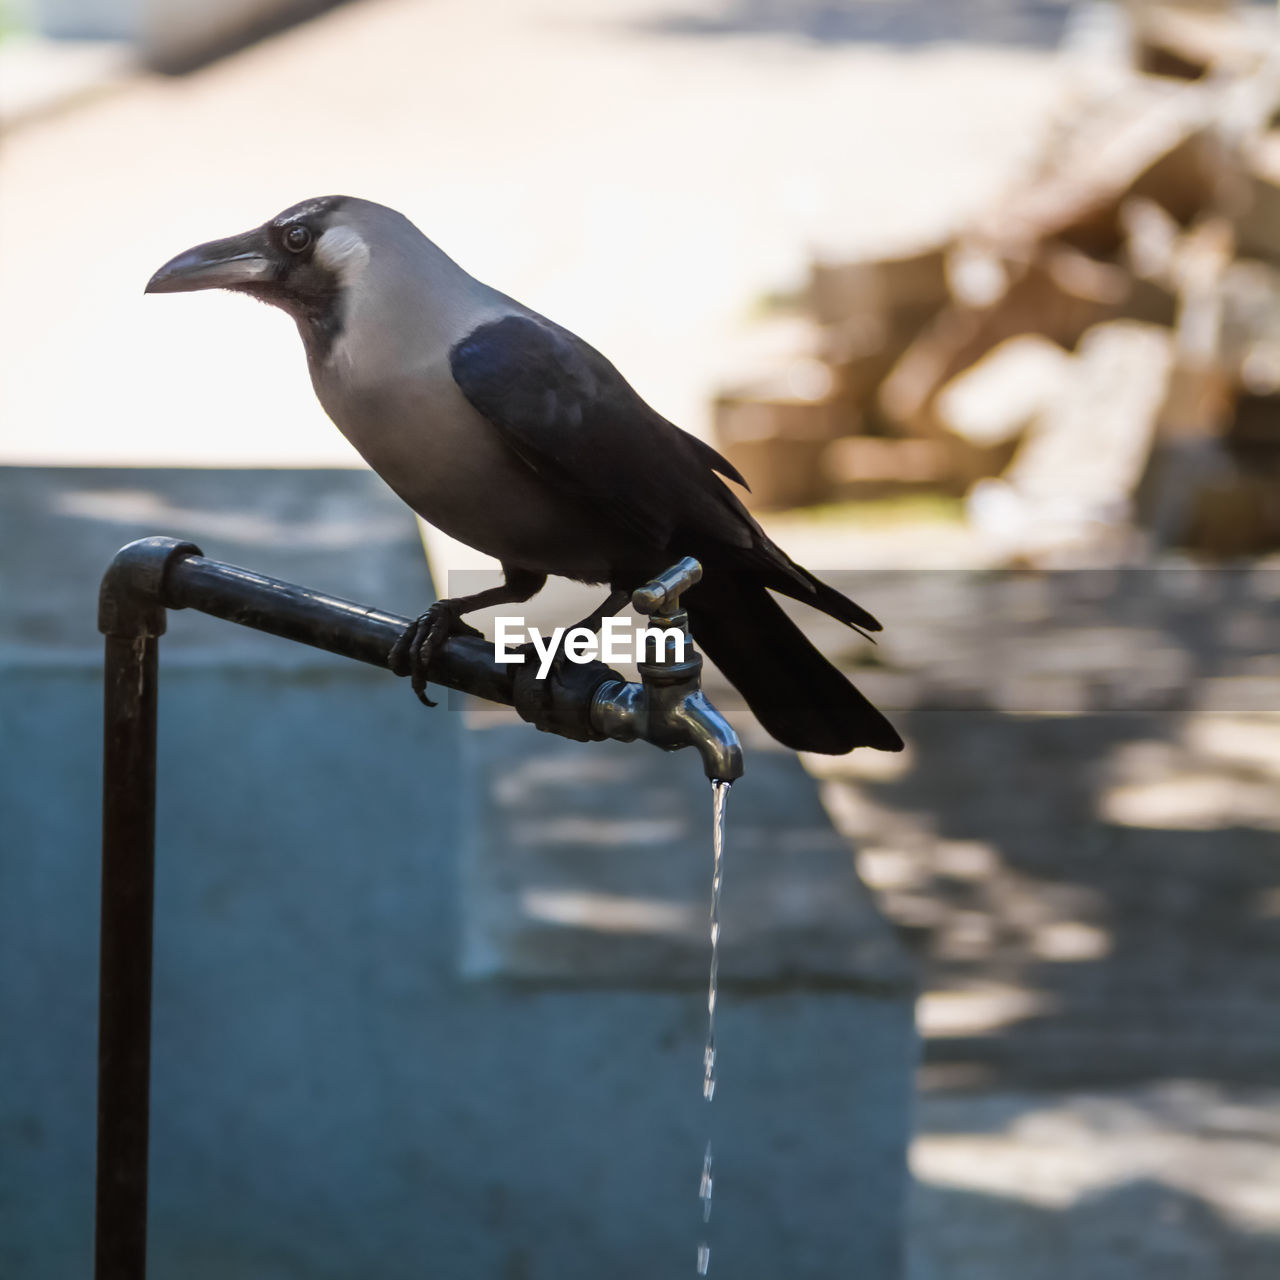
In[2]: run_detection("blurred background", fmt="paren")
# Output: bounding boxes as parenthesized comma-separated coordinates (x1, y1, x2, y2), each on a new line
(2, 1, 1279, 1277)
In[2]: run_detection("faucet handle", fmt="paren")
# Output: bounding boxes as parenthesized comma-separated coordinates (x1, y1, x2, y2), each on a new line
(631, 556, 702, 619)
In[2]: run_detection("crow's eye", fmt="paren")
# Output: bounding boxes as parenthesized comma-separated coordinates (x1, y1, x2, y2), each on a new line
(284, 225, 312, 253)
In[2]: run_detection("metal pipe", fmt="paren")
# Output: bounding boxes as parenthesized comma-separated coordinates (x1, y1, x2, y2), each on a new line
(96, 632, 158, 1280)
(162, 551, 520, 705)
(93, 536, 743, 1279)
(95, 540, 193, 1280)
(152, 548, 743, 779)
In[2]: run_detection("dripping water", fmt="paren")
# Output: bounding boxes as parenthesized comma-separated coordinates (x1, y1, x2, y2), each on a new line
(697, 779, 730, 1275)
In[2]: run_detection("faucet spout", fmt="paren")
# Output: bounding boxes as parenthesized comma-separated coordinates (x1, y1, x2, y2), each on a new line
(589, 677, 744, 782)
(673, 690, 746, 783)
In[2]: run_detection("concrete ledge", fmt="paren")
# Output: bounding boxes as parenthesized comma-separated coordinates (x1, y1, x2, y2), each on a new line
(464, 726, 917, 992)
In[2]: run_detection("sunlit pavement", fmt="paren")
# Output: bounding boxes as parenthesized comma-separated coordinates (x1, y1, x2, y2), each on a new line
(0, 0, 1067, 467)
(908, 1082, 1280, 1279)
(806, 570, 1280, 1278)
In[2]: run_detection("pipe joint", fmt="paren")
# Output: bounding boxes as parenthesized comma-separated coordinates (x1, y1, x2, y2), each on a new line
(98, 536, 202, 639)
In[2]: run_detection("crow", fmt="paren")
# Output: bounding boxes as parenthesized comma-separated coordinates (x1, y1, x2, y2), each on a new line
(147, 196, 902, 753)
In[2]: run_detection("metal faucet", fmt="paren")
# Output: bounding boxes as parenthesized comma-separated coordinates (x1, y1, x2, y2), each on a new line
(589, 557, 744, 783)
(94, 537, 743, 1280)
(98, 539, 745, 790)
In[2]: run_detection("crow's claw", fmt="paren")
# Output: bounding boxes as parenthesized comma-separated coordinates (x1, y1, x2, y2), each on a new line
(388, 602, 483, 707)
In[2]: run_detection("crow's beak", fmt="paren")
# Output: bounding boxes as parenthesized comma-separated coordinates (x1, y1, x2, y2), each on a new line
(145, 227, 276, 294)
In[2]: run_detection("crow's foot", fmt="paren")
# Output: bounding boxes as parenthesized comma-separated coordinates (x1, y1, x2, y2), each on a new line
(388, 603, 483, 707)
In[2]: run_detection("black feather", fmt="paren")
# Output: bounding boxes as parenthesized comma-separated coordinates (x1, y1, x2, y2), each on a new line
(686, 573, 903, 754)
(451, 315, 750, 552)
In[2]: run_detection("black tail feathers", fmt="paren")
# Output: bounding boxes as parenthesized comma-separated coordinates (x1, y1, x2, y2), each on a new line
(775, 566, 883, 636)
(684, 573, 903, 755)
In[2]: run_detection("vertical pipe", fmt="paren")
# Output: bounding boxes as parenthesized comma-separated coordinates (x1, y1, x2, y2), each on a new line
(94, 539, 196, 1280)
(95, 630, 160, 1280)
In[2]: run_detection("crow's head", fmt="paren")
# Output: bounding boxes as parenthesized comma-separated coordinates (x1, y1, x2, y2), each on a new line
(145, 195, 395, 356)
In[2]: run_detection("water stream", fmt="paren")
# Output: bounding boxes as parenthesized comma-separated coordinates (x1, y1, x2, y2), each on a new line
(697, 779, 731, 1275)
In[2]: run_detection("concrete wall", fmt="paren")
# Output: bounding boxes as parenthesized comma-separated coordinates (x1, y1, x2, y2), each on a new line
(0, 467, 916, 1278)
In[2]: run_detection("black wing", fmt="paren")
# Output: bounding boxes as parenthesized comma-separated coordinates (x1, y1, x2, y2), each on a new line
(450, 314, 748, 552)
(450, 314, 882, 632)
